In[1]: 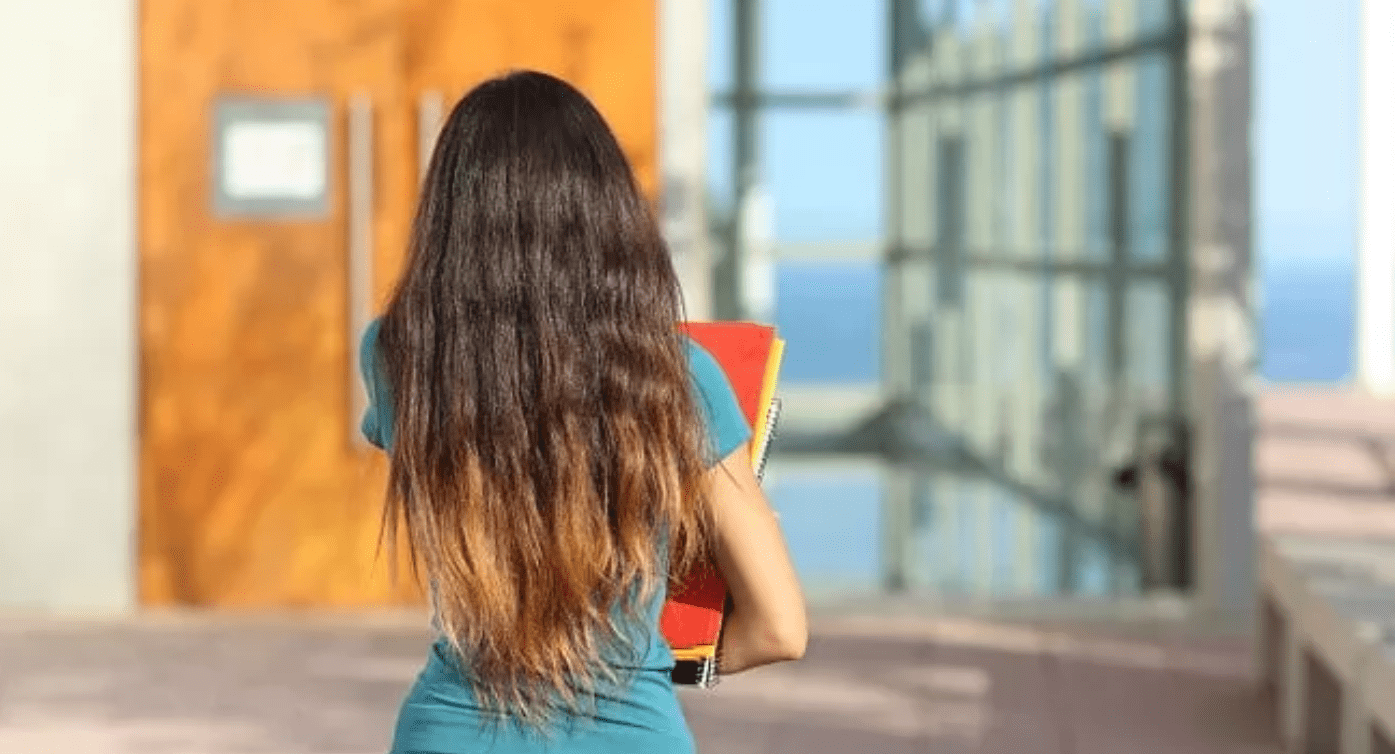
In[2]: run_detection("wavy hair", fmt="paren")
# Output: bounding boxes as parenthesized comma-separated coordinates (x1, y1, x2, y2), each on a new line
(376, 71, 714, 728)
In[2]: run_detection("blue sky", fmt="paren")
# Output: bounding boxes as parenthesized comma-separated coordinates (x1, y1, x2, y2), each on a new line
(1256, 0, 1360, 269)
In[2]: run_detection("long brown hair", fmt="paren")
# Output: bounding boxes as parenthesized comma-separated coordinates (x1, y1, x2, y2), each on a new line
(376, 71, 714, 727)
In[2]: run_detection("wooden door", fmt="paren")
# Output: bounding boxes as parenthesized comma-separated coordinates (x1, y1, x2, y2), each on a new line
(139, 0, 657, 607)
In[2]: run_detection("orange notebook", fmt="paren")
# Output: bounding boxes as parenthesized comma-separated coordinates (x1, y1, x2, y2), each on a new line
(663, 321, 784, 688)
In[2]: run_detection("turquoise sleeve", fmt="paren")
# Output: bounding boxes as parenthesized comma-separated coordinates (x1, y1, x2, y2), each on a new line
(359, 318, 390, 450)
(685, 338, 753, 466)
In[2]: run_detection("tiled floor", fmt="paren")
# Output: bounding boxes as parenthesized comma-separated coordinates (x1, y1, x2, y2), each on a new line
(0, 613, 1282, 754)
(688, 618, 1282, 754)
(1255, 388, 1394, 539)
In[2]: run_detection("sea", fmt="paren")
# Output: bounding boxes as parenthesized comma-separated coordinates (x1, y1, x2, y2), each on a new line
(768, 258, 1357, 385)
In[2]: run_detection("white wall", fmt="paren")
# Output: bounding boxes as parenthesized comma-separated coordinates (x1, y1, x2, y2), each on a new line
(1358, 0, 1395, 395)
(660, 0, 713, 320)
(0, 0, 137, 610)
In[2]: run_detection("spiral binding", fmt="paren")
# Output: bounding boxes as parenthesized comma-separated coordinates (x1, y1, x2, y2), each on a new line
(754, 397, 781, 483)
(671, 656, 720, 688)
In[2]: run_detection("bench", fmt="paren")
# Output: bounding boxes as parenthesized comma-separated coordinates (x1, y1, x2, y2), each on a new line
(1258, 533, 1394, 754)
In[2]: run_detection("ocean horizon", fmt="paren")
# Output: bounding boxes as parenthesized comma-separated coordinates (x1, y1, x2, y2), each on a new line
(769, 258, 1357, 386)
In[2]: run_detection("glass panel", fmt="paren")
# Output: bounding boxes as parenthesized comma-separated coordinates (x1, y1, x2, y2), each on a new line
(762, 0, 884, 91)
(1050, 70, 1089, 263)
(963, 93, 1010, 255)
(953, 483, 979, 593)
(705, 108, 735, 217)
(1037, 68, 1059, 264)
(1050, 279, 1094, 420)
(964, 271, 1007, 456)
(987, 0, 1017, 34)
(1128, 51, 1172, 261)
(993, 90, 1029, 260)
(990, 486, 1019, 595)
(895, 100, 935, 251)
(1082, 278, 1110, 389)
(983, 272, 1025, 390)
(1076, 530, 1114, 596)
(1035, 509, 1065, 595)
(701, 0, 1186, 604)
(1134, 0, 1173, 38)
(765, 464, 883, 598)
(916, 0, 946, 27)
(1106, 484, 1142, 591)
(1082, 57, 1110, 262)
(1038, 0, 1058, 61)
(987, 275, 1042, 481)
(935, 135, 967, 306)
(1079, 0, 1108, 54)
(897, 256, 936, 392)
(764, 112, 884, 242)
(913, 475, 981, 594)
(774, 261, 882, 384)
(1126, 280, 1171, 404)
(910, 474, 944, 589)
(916, 0, 989, 35)
(1032, 490, 1127, 596)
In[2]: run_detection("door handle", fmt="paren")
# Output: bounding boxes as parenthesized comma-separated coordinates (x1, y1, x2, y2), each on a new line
(418, 90, 445, 184)
(348, 92, 374, 448)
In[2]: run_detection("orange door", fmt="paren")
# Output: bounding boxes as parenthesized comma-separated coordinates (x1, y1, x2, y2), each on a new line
(139, 0, 657, 607)
(402, 0, 659, 195)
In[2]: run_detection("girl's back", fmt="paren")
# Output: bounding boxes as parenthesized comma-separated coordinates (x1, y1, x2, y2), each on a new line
(362, 70, 806, 753)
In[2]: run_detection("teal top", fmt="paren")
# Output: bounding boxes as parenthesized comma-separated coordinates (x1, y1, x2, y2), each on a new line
(358, 319, 751, 754)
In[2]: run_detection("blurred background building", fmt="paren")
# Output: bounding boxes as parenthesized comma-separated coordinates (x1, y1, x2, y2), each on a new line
(695, 0, 1260, 622)
(0, 0, 1385, 618)
(1, 0, 1391, 751)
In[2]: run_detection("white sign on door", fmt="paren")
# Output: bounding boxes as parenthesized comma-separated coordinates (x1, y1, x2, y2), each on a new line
(222, 121, 327, 201)
(212, 98, 331, 218)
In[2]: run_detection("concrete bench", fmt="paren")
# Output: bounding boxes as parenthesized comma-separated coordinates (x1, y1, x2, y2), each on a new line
(1258, 533, 1394, 754)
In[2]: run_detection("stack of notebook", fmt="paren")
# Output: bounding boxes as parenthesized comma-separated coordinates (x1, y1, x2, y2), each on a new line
(662, 321, 784, 689)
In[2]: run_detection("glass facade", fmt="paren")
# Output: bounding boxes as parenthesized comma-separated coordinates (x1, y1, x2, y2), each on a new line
(708, 0, 1189, 600)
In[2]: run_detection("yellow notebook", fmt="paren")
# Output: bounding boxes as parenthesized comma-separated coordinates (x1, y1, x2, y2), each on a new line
(750, 338, 785, 476)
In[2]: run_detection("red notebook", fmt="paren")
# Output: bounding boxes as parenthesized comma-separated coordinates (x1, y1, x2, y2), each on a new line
(662, 321, 784, 688)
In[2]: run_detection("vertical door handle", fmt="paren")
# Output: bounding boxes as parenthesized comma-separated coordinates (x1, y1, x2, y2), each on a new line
(418, 90, 445, 184)
(348, 93, 374, 448)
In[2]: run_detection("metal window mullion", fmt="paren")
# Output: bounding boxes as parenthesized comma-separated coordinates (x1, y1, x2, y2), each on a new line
(1165, 0, 1190, 420)
(708, 30, 1181, 112)
(714, 0, 761, 322)
(880, 0, 915, 595)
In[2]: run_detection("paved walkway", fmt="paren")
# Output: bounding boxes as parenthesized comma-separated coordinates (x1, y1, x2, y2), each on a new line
(0, 612, 1279, 754)
(1255, 387, 1393, 539)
